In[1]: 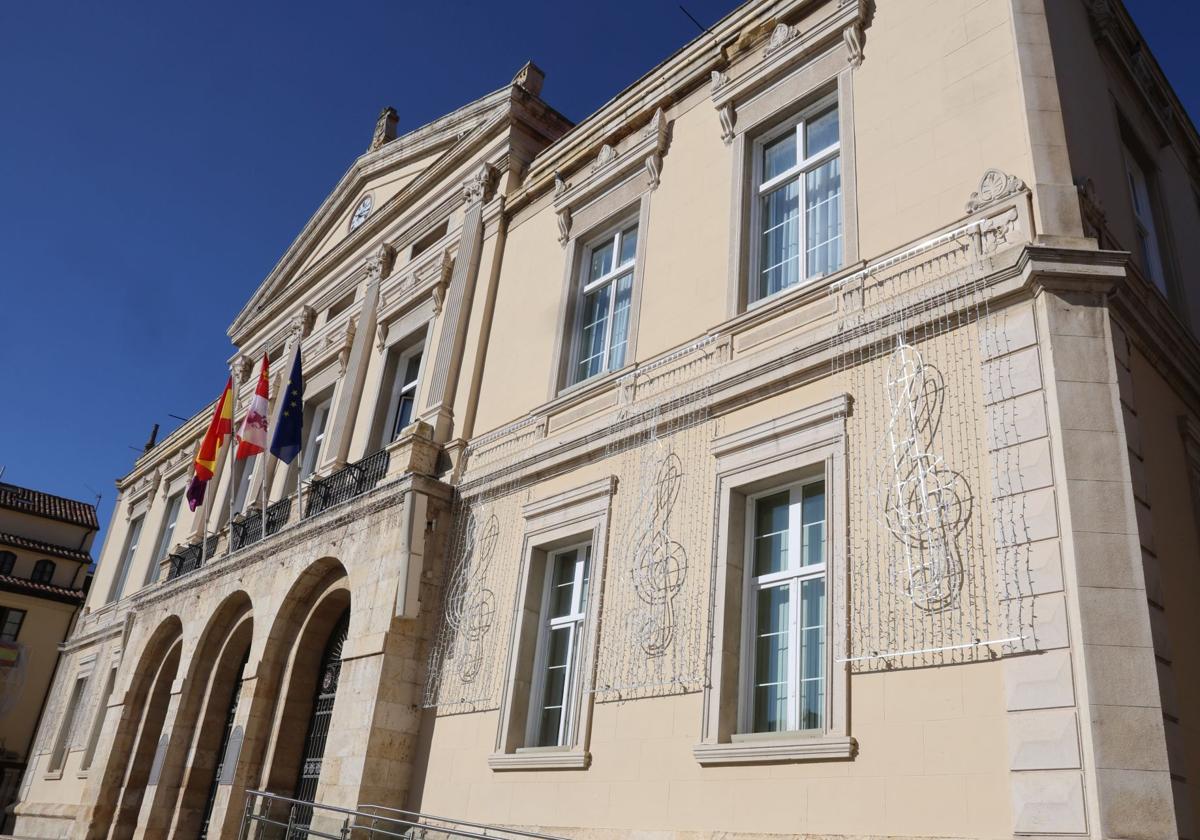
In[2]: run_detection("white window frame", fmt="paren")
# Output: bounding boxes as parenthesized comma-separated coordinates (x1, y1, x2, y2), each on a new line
(383, 342, 426, 446)
(1122, 144, 1168, 297)
(749, 92, 842, 306)
(738, 479, 827, 735)
(526, 542, 592, 748)
(107, 514, 144, 603)
(147, 492, 182, 585)
(300, 398, 331, 480)
(694, 396, 852, 765)
(568, 220, 639, 386)
(232, 453, 258, 514)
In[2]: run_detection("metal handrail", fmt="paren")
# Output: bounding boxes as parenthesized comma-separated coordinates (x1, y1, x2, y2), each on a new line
(239, 790, 568, 840)
(357, 804, 566, 840)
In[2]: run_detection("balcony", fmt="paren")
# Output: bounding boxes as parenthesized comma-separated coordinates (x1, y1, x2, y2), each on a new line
(303, 449, 389, 519)
(230, 496, 293, 551)
(165, 535, 220, 581)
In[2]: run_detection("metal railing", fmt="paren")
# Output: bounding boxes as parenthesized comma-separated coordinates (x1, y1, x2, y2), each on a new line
(304, 449, 389, 519)
(231, 497, 294, 551)
(166, 535, 219, 581)
(238, 790, 568, 840)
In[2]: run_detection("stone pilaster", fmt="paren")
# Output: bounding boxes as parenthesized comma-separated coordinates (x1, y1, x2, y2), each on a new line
(131, 679, 189, 839)
(322, 244, 394, 471)
(421, 163, 496, 443)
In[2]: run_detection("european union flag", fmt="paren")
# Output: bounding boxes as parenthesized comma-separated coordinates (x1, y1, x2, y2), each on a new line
(270, 344, 304, 464)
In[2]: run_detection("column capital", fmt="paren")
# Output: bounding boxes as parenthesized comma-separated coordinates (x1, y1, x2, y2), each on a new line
(462, 162, 498, 206)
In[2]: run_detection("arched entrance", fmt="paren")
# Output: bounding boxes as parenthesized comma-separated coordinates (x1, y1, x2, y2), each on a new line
(293, 608, 349, 829)
(196, 648, 249, 839)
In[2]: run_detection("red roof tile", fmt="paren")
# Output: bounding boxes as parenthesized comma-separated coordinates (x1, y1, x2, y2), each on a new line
(0, 532, 92, 563)
(0, 482, 98, 530)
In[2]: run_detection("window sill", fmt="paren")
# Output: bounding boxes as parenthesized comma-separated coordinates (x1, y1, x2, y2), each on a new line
(42, 769, 64, 781)
(488, 748, 591, 771)
(692, 733, 855, 765)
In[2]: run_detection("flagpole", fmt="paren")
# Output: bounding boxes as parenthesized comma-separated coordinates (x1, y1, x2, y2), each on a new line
(228, 366, 239, 536)
(260, 345, 269, 526)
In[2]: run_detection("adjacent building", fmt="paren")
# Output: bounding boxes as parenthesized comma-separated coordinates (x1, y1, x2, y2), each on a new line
(13, 0, 1200, 837)
(0, 483, 96, 834)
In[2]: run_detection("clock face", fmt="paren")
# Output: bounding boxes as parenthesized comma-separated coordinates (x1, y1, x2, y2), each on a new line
(350, 194, 373, 230)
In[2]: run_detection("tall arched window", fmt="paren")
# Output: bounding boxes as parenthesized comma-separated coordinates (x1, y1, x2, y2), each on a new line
(0, 551, 15, 576)
(31, 559, 56, 584)
(293, 609, 349, 829)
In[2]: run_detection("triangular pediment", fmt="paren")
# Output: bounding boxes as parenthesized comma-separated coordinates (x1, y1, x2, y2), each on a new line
(228, 82, 547, 343)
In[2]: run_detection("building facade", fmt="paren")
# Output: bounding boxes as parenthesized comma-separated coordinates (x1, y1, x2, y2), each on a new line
(14, 0, 1200, 838)
(0, 483, 95, 834)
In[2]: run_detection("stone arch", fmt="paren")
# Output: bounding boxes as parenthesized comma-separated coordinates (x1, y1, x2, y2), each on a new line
(101, 615, 184, 840)
(221, 557, 351, 833)
(77, 614, 182, 839)
(141, 590, 255, 838)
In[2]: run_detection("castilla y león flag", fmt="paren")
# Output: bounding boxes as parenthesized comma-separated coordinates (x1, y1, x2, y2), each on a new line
(236, 356, 270, 459)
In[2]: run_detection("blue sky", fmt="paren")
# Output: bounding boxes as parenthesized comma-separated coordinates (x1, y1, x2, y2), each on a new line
(0, 1, 1196, 547)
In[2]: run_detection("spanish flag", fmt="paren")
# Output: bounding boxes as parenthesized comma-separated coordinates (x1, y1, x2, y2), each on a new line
(195, 377, 234, 480)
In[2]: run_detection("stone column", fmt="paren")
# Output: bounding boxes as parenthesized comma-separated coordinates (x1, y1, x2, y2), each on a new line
(322, 244, 394, 471)
(421, 162, 497, 443)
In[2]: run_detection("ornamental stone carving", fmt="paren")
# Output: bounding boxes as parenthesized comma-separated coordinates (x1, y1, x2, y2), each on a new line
(511, 60, 544, 97)
(293, 304, 317, 339)
(844, 23, 863, 67)
(462, 162, 499, 206)
(711, 70, 729, 94)
(553, 170, 568, 198)
(557, 207, 572, 246)
(593, 143, 618, 172)
(965, 168, 1026, 213)
(718, 102, 736, 146)
(364, 242, 396, 283)
(369, 106, 398, 152)
(764, 22, 798, 57)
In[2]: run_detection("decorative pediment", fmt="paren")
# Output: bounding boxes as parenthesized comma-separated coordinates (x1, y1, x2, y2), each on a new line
(553, 107, 672, 246)
(376, 247, 455, 349)
(965, 168, 1026, 214)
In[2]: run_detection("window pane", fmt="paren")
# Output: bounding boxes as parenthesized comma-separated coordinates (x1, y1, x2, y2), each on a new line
(763, 132, 797, 181)
(607, 273, 633, 371)
(759, 181, 800, 299)
(801, 481, 826, 567)
(805, 156, 842, 278)
(538, 707, 563, 747)
(753, 586, 789, 732)
(579, 546, 592, 613)
(799, 578, 825, 730)
(394, 395, 414, 437)
(753, 492, 790, 575)
(551, 551, 577, 618)
(805, 106, 838, 157)
(618, 225, 638, 265)
(576, 286, 611, 382)
(402, 352, 422, 387)
(588, 238, 614, 282)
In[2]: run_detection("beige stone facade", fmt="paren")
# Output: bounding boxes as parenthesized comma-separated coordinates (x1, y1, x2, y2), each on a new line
(13, 1, 1200, 838)
(0, 483, 96, 834)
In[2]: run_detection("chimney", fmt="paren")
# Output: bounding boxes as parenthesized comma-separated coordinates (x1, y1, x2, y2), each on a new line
(143, 423, 159, 453)
(370, 106, 399, 151)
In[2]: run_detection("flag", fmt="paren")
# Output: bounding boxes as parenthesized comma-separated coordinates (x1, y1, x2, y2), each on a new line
(270, 344, 304, 464)
(236, 355, 270, 459)
(186, 474, 207, 512)
(194, 378, 234, 480)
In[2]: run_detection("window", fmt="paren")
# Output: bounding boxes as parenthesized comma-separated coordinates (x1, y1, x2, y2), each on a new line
(529, 544, 591, 747)
(81, 666, 118, 771)
(382, 343, 424, 445)
(48, 675, 88, 773)
(695, 397, 850, 765)
(300, 399, 331, 480)
(743, 481, 826, 733)
(0, 607, 26, 641)
(31, 559, 56, 585)
(0, 551, 14, 576)
(570, 222, 637, 385)
(411, 219, 449, 259)
(232, 453, 257, 513)
(752, 98, 842, 302)
(326, 291, 355, 321)
(147, 492, 183, 585)
(1123, 145, 1168, 296)
(107, 515, 144, 603)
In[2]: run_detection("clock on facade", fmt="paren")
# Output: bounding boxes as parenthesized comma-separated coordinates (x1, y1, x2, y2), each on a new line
(349, 194, 373, 230)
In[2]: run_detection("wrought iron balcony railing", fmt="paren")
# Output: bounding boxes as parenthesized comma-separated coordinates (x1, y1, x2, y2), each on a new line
(303, 449, 389, 519)
(230, 496, 293, 551)
(166, 535, 220, 581)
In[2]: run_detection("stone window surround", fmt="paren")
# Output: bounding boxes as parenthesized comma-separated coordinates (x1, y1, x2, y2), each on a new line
(367, 316, 433, 452)
(547, 180, 654, 401)
(694, 394, 853, 765)
(720, 43, 861, 318)
(45, 654, 96, 780)
(490, 476, 617, 771)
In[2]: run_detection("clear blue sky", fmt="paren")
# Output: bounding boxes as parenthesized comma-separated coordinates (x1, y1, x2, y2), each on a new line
(0, 1, 1196, 549)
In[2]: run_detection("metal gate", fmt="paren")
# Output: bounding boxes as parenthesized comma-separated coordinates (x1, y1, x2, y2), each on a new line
(292, 609, 350, 833)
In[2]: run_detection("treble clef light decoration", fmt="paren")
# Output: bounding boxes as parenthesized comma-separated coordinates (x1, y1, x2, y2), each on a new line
(879, 337, 971, 611)
(628, 450, 688, 657)
(444, 511, 499, 682)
